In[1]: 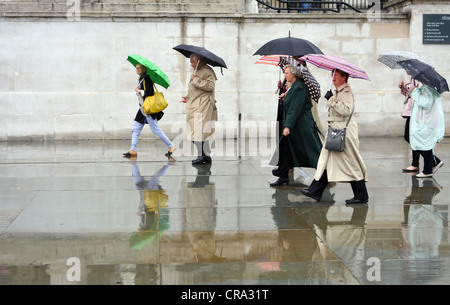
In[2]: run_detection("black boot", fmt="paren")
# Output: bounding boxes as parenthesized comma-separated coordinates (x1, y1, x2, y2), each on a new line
(301, 189, 321, 201)
(346, 180, 369, 204)
(192, 155, 212, 164)
(270, 177, 289, 187)
(301, 171, 329, 201)
(190, 163, 212, 187)
(192, 141, 212, 164)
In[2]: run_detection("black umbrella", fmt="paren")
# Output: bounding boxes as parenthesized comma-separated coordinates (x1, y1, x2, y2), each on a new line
(173, 44, 227, 69)
(398, 59, 449, 94)
(253, 33, 323, 57)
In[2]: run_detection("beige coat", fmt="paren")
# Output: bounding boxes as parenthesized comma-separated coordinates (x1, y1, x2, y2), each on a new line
(314, 83, 368, 182)
(185, 62, 218, 142)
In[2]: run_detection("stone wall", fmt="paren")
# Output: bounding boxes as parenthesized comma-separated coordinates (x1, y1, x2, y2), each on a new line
(0, 0, 243, 15)
(0, 0, 449, 140)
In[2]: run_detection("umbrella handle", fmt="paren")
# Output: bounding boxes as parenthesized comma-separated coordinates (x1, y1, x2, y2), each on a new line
(329, 69, 336, 91)
(194, 60, 200, 74)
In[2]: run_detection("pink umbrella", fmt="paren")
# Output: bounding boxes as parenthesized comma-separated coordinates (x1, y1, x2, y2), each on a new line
(255, 55, 322, 102)
(300, 54, 371, 81)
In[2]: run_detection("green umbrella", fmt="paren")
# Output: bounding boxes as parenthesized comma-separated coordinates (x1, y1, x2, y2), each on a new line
(129, 209, 170, 250)
(127, 54, 170, 89)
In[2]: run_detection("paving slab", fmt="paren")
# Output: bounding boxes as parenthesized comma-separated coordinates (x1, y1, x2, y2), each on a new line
(0, 137, 449, 285)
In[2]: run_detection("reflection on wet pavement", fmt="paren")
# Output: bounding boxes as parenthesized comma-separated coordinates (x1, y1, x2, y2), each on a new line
(0, 138, 449, 285)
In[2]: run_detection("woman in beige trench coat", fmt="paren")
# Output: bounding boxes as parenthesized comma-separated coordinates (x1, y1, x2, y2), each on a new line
(301, 69, 369, 204)
(181, 54, 218, 164)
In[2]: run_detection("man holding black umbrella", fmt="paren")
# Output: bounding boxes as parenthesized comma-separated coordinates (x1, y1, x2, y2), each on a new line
(180, 53, 218, 164)
(173, 44, 225, 164)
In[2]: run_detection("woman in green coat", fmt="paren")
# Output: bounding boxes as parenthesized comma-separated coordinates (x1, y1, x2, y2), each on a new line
(270, 64, 322, 186)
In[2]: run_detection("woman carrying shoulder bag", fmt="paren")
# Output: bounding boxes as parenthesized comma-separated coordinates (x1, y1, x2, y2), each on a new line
(123, 64, 176, 158)
(301, 69, 369, 204)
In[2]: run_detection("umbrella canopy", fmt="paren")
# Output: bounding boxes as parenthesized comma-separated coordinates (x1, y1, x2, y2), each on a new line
(279, 56, 321, 103)
(397, 59, 449, 94)
(253, 35, 323, 57)
(173, 44, 227, 69)
(300, 54, 371, 81)
(301, 67, 321, 103)
(127, 55, 170, 89)
(254, 55, 282, 66)
(378, 50, 434, 70)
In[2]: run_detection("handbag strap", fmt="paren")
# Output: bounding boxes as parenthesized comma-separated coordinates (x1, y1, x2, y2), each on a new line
(345, 105, 355, 127)
(139, 77, 160, 94)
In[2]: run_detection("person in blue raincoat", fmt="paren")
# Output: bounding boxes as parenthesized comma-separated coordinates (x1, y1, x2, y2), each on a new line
(409, 84, 445, 178)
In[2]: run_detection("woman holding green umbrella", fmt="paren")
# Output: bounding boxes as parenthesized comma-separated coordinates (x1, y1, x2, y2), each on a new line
(124, 56, 176, 159)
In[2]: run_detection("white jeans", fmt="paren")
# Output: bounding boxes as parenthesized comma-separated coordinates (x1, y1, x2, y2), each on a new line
(130, 116, 174, 151)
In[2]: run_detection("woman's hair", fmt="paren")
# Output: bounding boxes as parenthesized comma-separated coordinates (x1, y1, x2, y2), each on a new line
(333, 69, 349, 82)
(136, 64, 147, 74)
(285, 64, 304, 80)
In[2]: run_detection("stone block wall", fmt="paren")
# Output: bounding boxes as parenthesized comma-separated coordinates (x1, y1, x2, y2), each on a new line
(0, 0, 243, 15)
(0, 0, 449, 140)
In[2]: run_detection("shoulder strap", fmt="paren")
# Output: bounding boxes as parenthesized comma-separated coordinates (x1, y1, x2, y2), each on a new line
(345, 105, 355, 127)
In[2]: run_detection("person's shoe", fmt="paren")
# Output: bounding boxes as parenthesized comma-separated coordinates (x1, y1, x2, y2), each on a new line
(192, 156, 212, 164)
(402, 166, 419, 173)
(433, 161, 444, 174)
(270, 177, 289, 187)
(165, 146, 177, 157)
(123, 150, 137, 158)
(345, 198, 368, 204)
(416, 172, 433, 178)
(300, 189, 321, 201)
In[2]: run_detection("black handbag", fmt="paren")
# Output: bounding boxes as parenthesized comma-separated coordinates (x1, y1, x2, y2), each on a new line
(325, 106, 354, 152)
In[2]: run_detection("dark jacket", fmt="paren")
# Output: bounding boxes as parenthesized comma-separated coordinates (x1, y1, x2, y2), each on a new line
(134, 74, 163, 123)
(282, 79, 322, 168)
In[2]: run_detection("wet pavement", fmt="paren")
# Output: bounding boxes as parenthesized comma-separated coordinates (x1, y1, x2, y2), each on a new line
(0, 137, 449, 285)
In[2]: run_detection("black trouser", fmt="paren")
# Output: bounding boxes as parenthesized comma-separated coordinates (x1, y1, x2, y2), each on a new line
(275, 136, 294, 179)
(193, 140, 211, 157)
(405, 117, 420, 167)
(415, 150, 441, 174)
(308, 170, 369, 201)
(406, 118, 441, 172)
